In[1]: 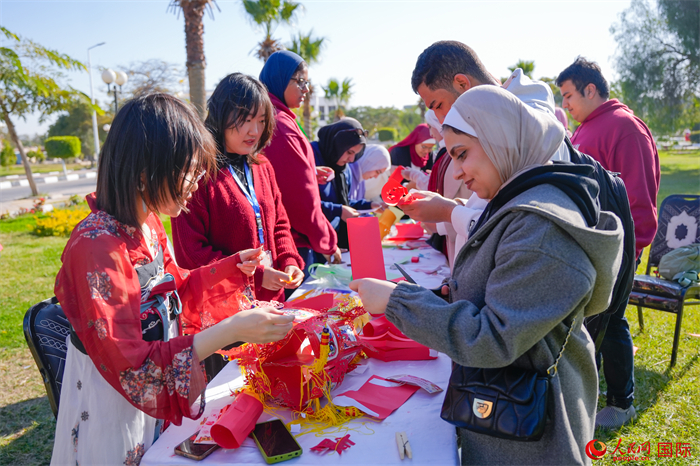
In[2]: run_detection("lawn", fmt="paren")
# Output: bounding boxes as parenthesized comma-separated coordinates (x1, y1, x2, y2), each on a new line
(0, 162, 90, 178)
(0, 150, 698, 465)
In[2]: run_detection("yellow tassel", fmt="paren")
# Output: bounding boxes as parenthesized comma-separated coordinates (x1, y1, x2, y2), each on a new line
(312, 327, 331, 374)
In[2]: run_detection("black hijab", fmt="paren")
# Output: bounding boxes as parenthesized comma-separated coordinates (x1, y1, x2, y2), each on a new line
(316, 118, 367, 206)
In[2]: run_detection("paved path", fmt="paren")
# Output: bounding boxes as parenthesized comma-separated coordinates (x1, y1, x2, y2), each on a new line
(0, 173, 97, 216)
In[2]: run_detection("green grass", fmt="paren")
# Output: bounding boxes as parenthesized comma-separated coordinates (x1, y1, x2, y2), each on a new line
(0, 163, 90, 177)
(0, 151, 698, 465)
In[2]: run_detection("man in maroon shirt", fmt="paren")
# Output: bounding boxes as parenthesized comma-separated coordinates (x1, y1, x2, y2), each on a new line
(557, 57, 660, 430)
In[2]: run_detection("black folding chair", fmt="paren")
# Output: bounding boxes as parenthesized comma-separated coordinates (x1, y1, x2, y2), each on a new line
(629, 195, 700, 367)
(23, 297, 69, 418)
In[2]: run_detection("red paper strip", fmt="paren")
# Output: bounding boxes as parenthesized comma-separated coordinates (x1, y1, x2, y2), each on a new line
(386, 223, 424, 241)
(334, 375, 420, 419)
(347, 217, 386, 280)
(360, 316, 437, 361)
(210, 393, 263, 449)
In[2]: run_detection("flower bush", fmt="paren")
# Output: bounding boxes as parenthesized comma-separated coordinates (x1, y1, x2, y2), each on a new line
(32, 206, 89, 237)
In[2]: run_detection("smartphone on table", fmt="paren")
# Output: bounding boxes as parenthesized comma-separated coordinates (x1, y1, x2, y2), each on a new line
(174, 432, 219, 461)
(251, 419, 303, 464)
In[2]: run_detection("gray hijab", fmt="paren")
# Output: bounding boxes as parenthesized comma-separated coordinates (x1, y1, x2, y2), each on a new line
(445, 85, 565, 186)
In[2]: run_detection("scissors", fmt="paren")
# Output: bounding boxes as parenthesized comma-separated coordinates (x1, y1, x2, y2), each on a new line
(394, 263, 417, 284)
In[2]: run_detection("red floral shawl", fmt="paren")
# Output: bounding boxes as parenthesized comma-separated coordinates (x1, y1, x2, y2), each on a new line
(55, 194, 248, 425)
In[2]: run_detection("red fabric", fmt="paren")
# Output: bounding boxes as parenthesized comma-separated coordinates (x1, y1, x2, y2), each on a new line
(171, 157, 303, 303)
(55, 194, 250, 425)
(390, 124, 432, 168)
(262, 93, 338, 255)
(571, 100, 660, 257)
(427, 148, 449, 195)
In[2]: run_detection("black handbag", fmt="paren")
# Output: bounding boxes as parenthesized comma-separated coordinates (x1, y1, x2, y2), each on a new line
(440, 317, 577, 441)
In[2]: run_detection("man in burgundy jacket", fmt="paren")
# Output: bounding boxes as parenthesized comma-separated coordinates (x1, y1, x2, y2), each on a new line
(558, 57, 660, 430)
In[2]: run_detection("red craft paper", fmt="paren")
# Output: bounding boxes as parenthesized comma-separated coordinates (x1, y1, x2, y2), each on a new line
(381, 178, 408, 206)
(387, 223, 425, 241)
(334, 375, 420, 419)
(360, 316, 437, 361)
(210, 393, 263, 449)
(284, 293, 334, 311)
(389, 166, 405, 183)
(347, 217, 386, 280)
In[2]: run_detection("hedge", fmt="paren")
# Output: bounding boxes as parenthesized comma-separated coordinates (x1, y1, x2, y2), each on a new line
(377, 127, 398, 142)
(45, 136, 81, 159)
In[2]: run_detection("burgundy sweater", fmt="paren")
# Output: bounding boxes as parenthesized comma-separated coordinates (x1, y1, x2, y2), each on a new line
(262, 93, 338, 255)
(171, 156, 303, 302)
(572, 99, 660, 257)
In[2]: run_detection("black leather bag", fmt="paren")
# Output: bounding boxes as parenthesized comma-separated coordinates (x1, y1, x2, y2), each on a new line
(440, 317, 577, 441)
(440, 365, 549, 441)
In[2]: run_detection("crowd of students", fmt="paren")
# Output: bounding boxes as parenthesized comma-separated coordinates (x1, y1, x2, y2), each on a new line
(50, 41, 659, 466)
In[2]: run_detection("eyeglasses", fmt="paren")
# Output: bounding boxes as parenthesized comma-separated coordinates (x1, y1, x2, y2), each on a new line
(290, 77, 310, 90)
(336, 128, 369, 139)
(184, 170, 206, 191)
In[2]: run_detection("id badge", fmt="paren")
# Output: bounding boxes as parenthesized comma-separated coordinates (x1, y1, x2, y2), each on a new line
(261, 249, 273, 267)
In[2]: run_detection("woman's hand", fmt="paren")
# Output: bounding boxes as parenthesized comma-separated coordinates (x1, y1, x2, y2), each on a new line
(349, 278, 397, 315)
(237, 247, 264, 276)
(400, 190, 458, 223)
(341, 205, 359, 221)
(229, 307, 295, 343)
(322, 247, 343, 264)
(284, 265, 304, 289)
(316, 166, 334, 184)
(193, 307, 295, 360)
(262, 266, 292, 291)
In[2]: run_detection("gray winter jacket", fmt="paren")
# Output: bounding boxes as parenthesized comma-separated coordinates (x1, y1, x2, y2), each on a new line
(386, 184, 623, 466)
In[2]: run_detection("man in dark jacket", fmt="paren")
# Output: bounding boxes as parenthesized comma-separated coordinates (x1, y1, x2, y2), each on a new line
(557, 57, 660, 429)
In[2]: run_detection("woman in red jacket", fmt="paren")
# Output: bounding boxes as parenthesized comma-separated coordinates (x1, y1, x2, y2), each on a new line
(259, 51, 342, 272)
(171, 74, 304, 380)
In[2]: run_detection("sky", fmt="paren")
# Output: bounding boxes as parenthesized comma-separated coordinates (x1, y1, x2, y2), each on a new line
(1, 0, 634, 136)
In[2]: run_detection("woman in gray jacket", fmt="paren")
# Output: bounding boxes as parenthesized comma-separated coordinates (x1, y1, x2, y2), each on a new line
(350, 86, 623, 466)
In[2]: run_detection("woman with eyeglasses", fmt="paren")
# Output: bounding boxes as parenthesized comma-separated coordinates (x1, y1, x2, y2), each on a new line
(311, 118, 380, 249)
(51, 94, 294, 466)
(171, 73, 305, 378)
(259, 51, 343, 275)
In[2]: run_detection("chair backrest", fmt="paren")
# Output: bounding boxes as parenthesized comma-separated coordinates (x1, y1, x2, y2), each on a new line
(647, 195, 700, 272)
(23, 297, 69, 419)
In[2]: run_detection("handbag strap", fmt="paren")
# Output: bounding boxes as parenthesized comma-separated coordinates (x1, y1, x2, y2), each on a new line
(546, 315, 578, 378)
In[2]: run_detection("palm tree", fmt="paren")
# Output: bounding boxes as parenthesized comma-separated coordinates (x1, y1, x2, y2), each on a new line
(242, 0, 301, 62)
(168, 0, 219, 121)
(508, 59, 535, 78)
(323, 78, 353, 121)
(287, 30, 325, 135)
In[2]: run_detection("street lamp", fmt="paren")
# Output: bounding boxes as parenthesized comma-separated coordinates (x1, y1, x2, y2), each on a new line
(87, 42, 105, 165)
(102, 68, 128, 115)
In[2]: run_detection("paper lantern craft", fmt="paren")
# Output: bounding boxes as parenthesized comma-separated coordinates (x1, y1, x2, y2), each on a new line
(217, 296, 369, 434)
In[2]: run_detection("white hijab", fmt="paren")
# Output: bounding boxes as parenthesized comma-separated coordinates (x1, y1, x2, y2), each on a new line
(443, 86, 565, 186)
(357, 144, 391, 174)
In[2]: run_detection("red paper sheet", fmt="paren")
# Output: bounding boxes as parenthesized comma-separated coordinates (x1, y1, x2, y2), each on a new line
(347, 217, 386, 280)
(389, 166, 405, 183)
(360, 316, 437, 361)
(387, 223, 425, 241)
(333, 375, 420, 419)
(284, 293, 334, 311)
(381, 178, 408, 206)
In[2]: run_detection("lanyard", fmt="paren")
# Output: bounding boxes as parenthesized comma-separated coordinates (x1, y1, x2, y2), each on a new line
(228, 163, 264, 246)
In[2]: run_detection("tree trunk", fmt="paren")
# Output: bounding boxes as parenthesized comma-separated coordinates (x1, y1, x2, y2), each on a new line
(303, 85, 313, 137)
(181, 1, 207, 121)
(1, 107, 38, 196)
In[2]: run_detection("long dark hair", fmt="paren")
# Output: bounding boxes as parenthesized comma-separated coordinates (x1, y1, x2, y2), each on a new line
(96, 93, 216, 227)
(205, 73, 276, 168)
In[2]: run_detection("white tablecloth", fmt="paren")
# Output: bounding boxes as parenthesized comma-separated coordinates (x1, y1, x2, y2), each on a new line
(142, 235, 457, 466)
(141, 355, 458, 466)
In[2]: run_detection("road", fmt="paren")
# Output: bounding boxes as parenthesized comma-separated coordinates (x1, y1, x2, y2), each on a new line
(0, 177, 97, 202)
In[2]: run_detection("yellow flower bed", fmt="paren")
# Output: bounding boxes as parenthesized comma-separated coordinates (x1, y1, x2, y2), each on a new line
(32, 206, 90, 237)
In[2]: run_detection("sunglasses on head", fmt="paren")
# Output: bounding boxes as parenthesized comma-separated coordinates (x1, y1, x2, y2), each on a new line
(336, 128, 369, 139)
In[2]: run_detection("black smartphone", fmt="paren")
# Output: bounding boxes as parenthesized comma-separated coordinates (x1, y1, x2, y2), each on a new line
(174, 432, 219, 461)
(250, 419, 303, 464)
